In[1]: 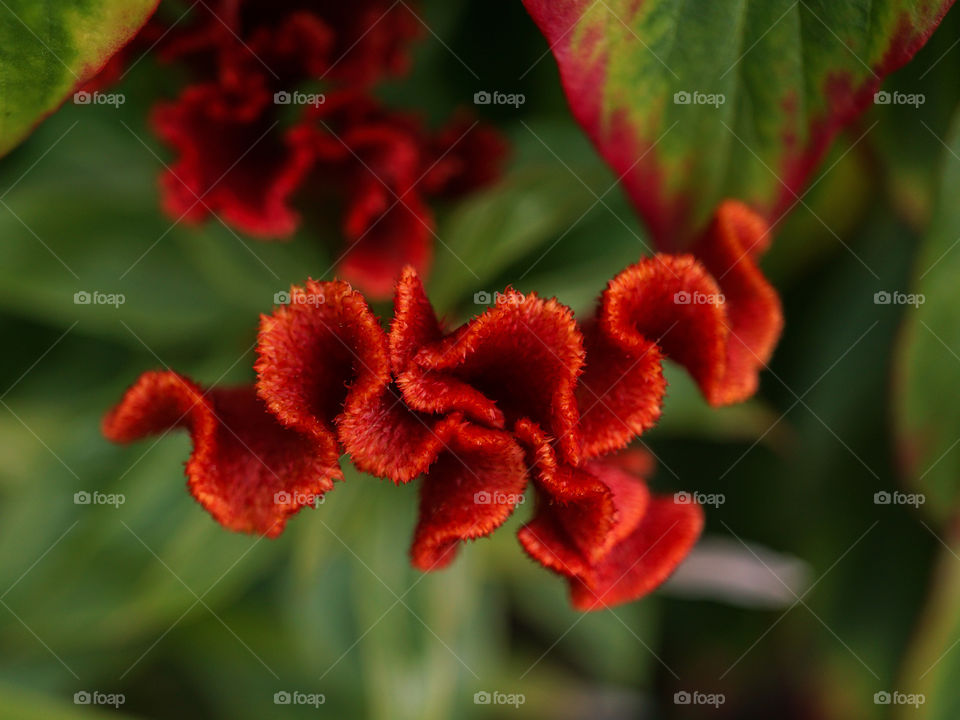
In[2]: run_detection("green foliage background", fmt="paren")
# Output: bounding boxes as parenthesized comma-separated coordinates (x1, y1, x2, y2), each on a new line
(2, 1, 960, 718)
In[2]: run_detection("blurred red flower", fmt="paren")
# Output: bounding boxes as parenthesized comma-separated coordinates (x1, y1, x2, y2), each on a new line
(88, 0, 507, 297)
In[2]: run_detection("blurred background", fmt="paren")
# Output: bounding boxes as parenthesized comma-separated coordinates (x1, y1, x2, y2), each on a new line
(2, 1, 960, 718)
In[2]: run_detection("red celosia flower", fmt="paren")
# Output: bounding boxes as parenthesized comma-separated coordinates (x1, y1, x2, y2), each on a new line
(84, 1, 507, 295)
(152, 82, 313, 238)
(105, 211, 774, 608)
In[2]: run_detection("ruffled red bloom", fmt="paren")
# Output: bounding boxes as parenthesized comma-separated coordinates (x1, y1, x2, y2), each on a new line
(85, 1, 507, 295)
(105, 221, 776, 608)
(152, 82, 312, 238)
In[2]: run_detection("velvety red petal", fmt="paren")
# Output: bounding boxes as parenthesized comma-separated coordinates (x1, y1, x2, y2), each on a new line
(255, 279, 390, 452)
(337, 387, 450, 485)
(576, 319, 666, 461)
(389, 266, 443, 374)
(514, 421, 617, 576)
(569, 495, 704, 611)
(410, 422, 528, 571)
(152, 83, 312, 238)
(691, 200, 784, 404)
(400, 291, 585, 465)
(517, 453, 703, 610)
(102, 371, 338, 537)
(601, 254, 727, 396)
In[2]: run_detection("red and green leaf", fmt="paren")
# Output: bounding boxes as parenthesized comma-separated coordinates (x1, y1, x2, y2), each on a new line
(523, 0, 954, 247)
(0, 0, 159, 157)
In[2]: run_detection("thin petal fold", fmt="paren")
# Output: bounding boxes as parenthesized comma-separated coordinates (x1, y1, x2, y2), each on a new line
(691, 200, 784, 404)
(569, 495, 704, 611)
(410, 420, 528, 571)
(102, 371, 337, 536)
(518, 454, 703, 610)
(255, 279, 390, 461)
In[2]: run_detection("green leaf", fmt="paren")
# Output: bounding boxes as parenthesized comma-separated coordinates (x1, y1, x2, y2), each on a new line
(0, 682, 140, 720)
(429, 166, 605, 312)
(893, 524, 960, 720)
(894, 106, 960, 521)
(0, 0, 159, 157)
(522, 0, 954, 244)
